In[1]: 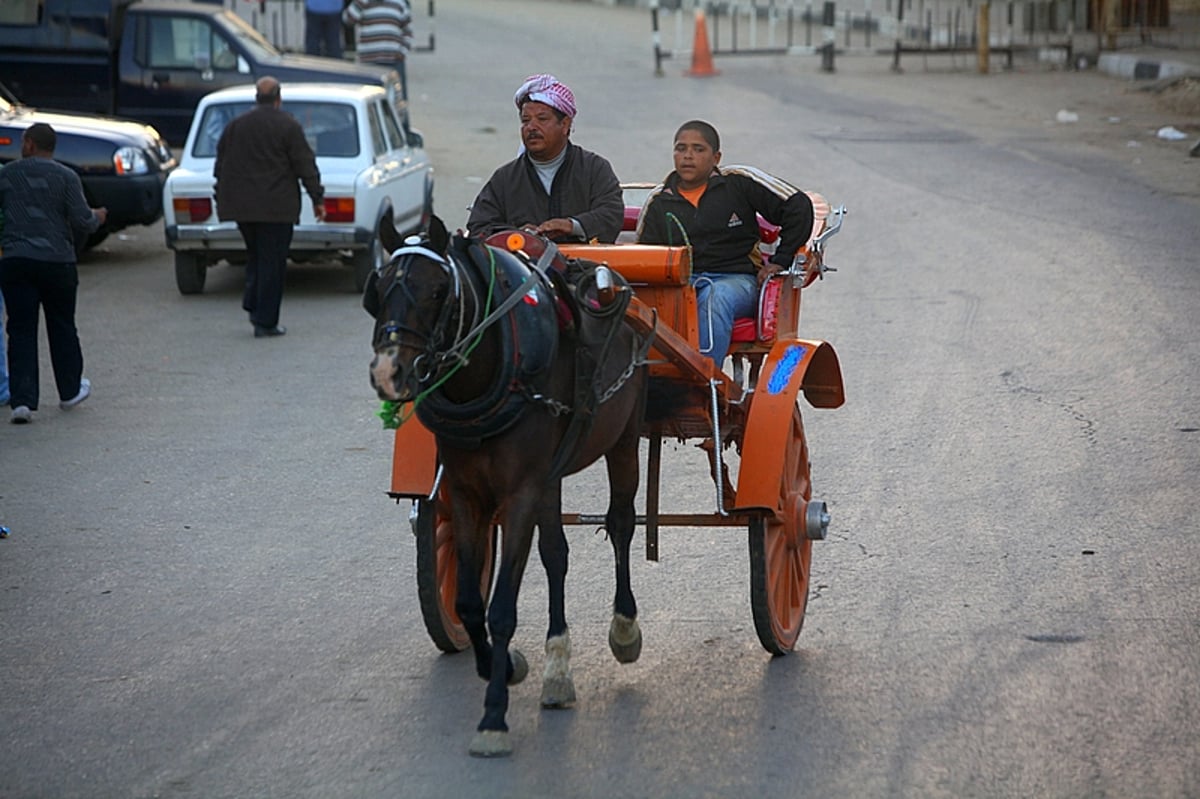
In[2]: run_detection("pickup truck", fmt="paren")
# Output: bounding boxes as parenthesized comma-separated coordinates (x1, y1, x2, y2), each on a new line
(0, 0, 407, 145)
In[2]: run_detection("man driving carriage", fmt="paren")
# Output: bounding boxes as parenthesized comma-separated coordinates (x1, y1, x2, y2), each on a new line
(466, 74, 624, 244)
(636, 119, 815, 368)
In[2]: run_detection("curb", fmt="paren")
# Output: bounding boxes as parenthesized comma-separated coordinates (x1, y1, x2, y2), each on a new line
(1097, 52, 1200, 80)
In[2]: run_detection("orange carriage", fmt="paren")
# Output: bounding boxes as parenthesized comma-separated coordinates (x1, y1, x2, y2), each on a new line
(386, 192, 846, 655)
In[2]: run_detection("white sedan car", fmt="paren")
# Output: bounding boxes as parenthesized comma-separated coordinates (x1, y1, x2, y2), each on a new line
(163, 82, 433, 294)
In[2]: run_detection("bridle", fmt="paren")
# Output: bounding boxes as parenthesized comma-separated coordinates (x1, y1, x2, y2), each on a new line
(374, 243, 475, 387)
(374, 236, 559, 403)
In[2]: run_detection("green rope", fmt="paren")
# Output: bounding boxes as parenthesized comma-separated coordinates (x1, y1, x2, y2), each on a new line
(665, 211, 691, 250)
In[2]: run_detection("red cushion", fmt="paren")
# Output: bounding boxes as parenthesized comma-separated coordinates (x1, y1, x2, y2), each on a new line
(730, 276, 784, 345)
(622, 207, 640, 231)
(731, 317, 756, 343)
(757, 277, 782, 341)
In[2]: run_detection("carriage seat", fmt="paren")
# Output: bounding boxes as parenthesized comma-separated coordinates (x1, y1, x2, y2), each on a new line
(730, 277, 784, 344)
(728, 191, 831, 346)
(559, 190, 828, 347)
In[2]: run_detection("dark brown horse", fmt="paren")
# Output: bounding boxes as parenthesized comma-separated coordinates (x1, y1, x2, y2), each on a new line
(364, 216, 651, 757)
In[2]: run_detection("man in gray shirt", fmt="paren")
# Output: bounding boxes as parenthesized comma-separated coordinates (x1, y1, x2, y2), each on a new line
(0, 123, 106, 424)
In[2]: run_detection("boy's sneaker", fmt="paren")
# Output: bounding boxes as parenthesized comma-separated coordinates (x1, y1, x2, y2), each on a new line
(10, 406, 32, 424)
(60, 378, 91, 410)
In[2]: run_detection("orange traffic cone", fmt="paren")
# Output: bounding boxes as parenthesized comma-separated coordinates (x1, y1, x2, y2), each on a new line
(686, 10, 719, 77)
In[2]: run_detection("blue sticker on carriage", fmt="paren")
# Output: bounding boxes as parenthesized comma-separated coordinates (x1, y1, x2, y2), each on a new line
(767, 344, 807, 394)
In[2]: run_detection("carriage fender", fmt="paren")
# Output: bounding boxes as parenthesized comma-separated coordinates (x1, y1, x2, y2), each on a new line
(390, 416, 439, 498)
(735, 339, 843, 511)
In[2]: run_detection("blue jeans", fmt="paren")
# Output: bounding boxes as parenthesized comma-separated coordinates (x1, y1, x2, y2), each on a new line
(305, 11, 344, 58)
(0, 291, 9, 405)
(692, 272, 758, 369)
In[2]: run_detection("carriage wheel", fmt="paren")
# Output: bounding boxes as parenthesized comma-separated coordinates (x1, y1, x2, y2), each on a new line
(748, 405, 813, 655)
(414, 494, 497, 653)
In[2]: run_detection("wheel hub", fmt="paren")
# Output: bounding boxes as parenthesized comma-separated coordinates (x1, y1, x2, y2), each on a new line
(804, 499, 830, 540)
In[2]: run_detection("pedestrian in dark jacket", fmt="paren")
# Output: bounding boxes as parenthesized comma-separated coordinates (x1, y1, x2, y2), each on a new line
(215, 77, 325, 338)
(637, 119, 814, 369)
(0, 123, 106, 424)
(467, 74, 623, 244)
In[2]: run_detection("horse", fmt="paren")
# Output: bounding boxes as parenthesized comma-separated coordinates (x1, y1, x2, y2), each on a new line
(364, 215, 652, 757)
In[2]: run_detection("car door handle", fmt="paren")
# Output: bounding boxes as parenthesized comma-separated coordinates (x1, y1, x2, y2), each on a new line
(152, 73, 171, 88)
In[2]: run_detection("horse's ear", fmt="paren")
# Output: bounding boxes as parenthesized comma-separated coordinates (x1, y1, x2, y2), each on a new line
(378, 208, 403, 254)
(362, 268, 380, 318)
(429, 215, 449, 255)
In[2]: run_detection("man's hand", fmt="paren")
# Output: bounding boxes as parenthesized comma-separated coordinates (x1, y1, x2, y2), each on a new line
(314, 202, 326, 222)
(92, 207, 108, 225)
(533, 217, 574, 240)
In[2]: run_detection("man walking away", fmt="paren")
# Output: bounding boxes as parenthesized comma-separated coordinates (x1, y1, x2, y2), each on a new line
(0, 123, 106, 424)
(214, 77, 325, 338)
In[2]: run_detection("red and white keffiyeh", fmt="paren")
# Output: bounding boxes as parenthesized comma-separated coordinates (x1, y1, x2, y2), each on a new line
(513, 74, 577, 119)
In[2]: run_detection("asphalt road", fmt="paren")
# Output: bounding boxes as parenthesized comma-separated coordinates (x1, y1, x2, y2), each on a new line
(2, 1, 1198, 797)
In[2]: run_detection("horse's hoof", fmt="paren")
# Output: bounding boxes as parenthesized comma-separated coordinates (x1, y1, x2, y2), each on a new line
(508, 649, 529, 685)
(469, 729, 512, 758)
(541, 675, 577, 708)
(541, 632, 575, 708)
(609, 614, 642, 663)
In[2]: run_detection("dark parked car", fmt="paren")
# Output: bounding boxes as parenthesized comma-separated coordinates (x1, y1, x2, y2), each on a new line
(0, 81, 176, 250)
(0, 0, 408, 146)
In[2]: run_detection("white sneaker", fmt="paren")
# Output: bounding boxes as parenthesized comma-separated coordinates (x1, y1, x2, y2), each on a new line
(60, 378, 91, 410)
(10, 405, 32, 424)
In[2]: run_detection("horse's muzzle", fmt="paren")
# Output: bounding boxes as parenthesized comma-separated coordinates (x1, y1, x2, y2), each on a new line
(370, 347, 402, 401)
(371, 346, 422, 403)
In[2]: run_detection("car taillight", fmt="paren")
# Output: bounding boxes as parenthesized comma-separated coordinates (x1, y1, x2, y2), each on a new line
(173, 197, 212, 223)
(323, 196, 355, 223)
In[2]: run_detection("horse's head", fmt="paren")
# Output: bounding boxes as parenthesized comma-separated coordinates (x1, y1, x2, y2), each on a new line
(364, 214, 457, 402)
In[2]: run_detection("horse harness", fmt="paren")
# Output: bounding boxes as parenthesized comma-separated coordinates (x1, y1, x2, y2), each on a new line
(379, 234, 652, 463)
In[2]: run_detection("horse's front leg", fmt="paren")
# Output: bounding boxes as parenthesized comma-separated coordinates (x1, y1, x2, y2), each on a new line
(606, 428, 643, 664)
(470, 500, 536, 758)
(537, 484, 575, 708)
(450, 492, 497, 684)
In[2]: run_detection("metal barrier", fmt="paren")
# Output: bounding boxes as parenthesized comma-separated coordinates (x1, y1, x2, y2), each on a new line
(649, 0, 1083, 72)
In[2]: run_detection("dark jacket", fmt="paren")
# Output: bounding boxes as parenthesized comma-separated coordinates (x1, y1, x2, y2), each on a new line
(637, 165, 814, 275)
(214, 104, 323, 224)
(0, 157, 100, 263)
(466, 143, 623, 243)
